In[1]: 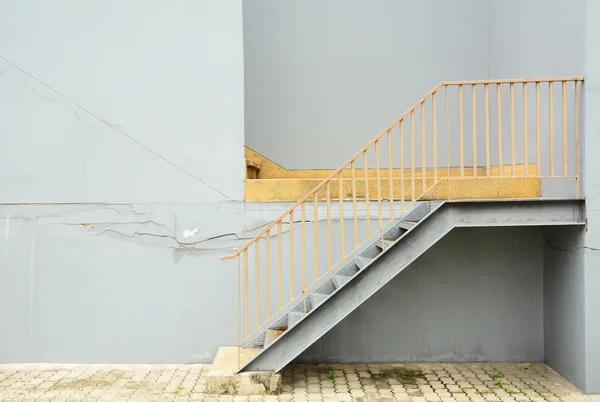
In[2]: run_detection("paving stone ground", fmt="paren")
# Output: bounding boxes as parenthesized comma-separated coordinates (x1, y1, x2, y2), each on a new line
(0, 363, 597, 402)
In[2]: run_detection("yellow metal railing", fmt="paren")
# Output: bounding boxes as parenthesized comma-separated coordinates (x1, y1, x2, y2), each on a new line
(223, 77, 583, 346)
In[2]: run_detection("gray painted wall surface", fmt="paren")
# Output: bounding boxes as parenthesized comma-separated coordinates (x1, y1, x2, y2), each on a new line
(0, 200, 384, 363)
(583, 0, 600, 394)
(0, 0, 245, 202)
(542, 226, 586, 392)
(244, 0, 585, 170)
(298, 227, 545, 363)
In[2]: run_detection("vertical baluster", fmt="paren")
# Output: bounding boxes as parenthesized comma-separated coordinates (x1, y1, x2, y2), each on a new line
(244, 249, 249, 338)
(237, 255, 241, 350)
(314, 194, 319, 280)
(472, 84, 477, 178)
(363, 151, 371, 236)
(523, 83, 529, 176)
(375, 140, 383, 230)
(485, 84, 490, 176)
(411, 110, 416, 201)
(459, 84, 464, 178)
(277, 222, 282, 310)
(510, 82, 515, 177)
(421, 102, 426, 193)
(289, 211, 294, 301)
(266, 231, 270, 320)
(338, 171, 345, 259)
(433, 92, 438, 183)
(301, 202, 306, 300)
(549, 82, 554, 176)
(446, 86, 450, 179)
(326, 183, 332, 270)
(351, 161, 358, 247)
(400, 120, 405, 210)
(562, 81, 568, 176)
(255, 240, 259, 329)
(388, 130, 394, 219)
(575, 81, 580, 196)
(497, 83, 503, 177)
(535, 81, 542, 177)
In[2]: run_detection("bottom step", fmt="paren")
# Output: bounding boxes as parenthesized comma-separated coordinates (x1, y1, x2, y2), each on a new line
(205, 347, 282, 395)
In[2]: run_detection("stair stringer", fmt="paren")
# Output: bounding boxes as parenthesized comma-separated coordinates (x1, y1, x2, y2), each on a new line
(240, 199, 586, 372)
(241, 200, 454, 372)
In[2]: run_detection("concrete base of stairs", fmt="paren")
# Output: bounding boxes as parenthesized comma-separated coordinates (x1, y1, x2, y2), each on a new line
(205, 347, 282, 395)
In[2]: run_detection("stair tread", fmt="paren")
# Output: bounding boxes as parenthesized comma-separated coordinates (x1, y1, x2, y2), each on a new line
(287, 311, 306, 329)
(332, 275, 352, 289)
(398, 221, 417, 230)
(310, 293, 329, 309)
(355, 256, 373, 270)
(376, 239, 395, 250)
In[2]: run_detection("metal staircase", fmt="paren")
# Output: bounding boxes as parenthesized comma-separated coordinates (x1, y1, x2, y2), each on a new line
(222, 77, 583, 373)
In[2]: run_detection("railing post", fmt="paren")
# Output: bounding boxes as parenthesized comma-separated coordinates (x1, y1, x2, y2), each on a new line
(472, 84, 477, 178)
(433, 92, 438, 183)
(523, 83, 529, 176)
(338, 171, 345, 259)
(278, 222, 282, 311)
(535, 81, 542, 177)
(562, 81, 568, 176)
(363, 151, 371, 236)
(388, 130, 394, 219)
(266, 231, 270, 320)
(255, 240, 259, 329)
(510, 82, 515, 177)
(326, 182, 332, 270)
(301, 202, 306, 302)
(400, 120, 405, 210)
(549, 82, 555, 176)
(459, 84, 464, 178)
(351, 161, 358, 247)
(497, 84, 503, 176)
(289, 211, 294, 301)
(485, 84, 490, 176)
(375, 140, 383, 230)
(411, 110, 416, 201)
(314, 194, 319, 280)
(244, 249, 249, 338)
(575, 81, 580, 196)
(421, 102, 426, 193)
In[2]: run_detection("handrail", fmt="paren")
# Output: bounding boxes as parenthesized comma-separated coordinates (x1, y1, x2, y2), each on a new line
(221, 82, 442, 261)
(222, 77, 582, 261)
(227, 77, 583, 348)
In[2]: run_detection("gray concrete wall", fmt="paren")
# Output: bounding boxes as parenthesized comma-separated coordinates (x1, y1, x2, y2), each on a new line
(0, 0, 245, 202)
(582, 0, 600, 393)
(244, 0, 585, 170)
(298, 227, 545, 363)
(542, 225, 586, 392)
(243, 0, 490, 170)
(0, 0, 246, 363)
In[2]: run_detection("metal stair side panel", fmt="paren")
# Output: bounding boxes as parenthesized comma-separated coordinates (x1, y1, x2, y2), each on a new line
(240, 204, 455, 372)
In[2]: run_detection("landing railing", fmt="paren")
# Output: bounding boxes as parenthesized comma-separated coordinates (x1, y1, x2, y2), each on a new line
(223, 77, 583, 346)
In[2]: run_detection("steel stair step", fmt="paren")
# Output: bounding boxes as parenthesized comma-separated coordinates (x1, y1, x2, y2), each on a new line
(355, 256, 373, 270)
(287, 311, 306, 329)
(309, 293, 329, 309)
(375, 239, 395, 250)
(398, 221, 417, 230)
(332, 275, 352, 289)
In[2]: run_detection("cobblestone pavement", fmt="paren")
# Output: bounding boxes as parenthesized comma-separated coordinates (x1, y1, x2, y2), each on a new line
(0, 363, 597, 401)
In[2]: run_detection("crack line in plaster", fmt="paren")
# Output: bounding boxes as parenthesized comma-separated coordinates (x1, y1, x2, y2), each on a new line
(89, 229, 248, 251)
(543, 231, 600, 252)
(0, 55, 234, 201)
(20, 79, 56, 101)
